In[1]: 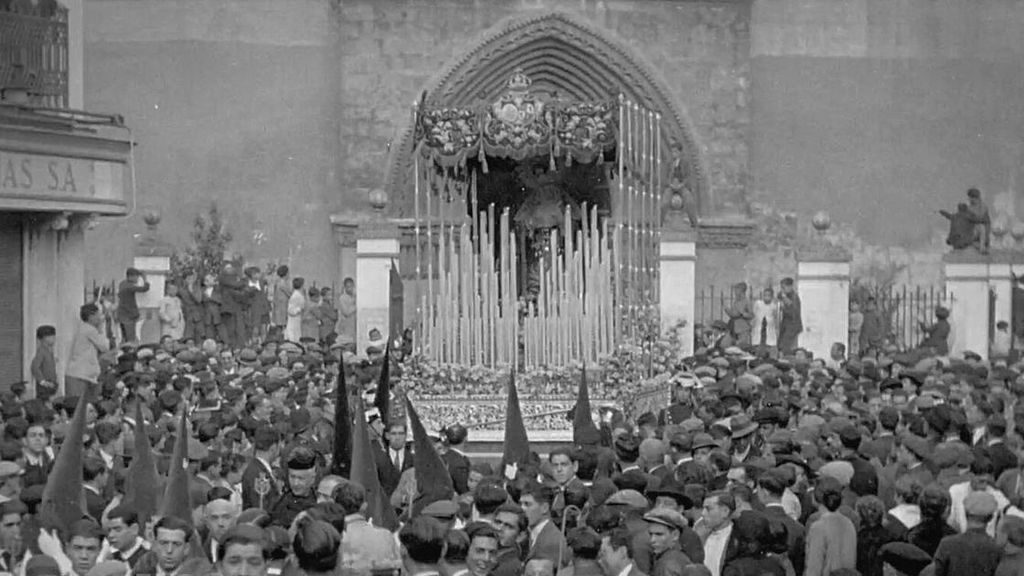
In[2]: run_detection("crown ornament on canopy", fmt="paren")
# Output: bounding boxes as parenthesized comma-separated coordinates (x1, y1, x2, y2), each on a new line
(506, 68, 533, 92)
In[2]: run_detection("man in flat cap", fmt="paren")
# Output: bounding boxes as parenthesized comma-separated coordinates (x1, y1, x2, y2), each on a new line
(267, 446, 318, 527)
(933, 491, 1002, 576)
(643, 507, 692, 576)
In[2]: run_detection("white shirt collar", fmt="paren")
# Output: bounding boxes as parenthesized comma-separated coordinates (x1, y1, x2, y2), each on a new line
(256, 456, 273, 471)
(734, 445, 751, 462)
(530, 519, 550, 547)
(617, 564, 635, 576)
(119, 537, 147, 559)
(99, 449, 114, 470)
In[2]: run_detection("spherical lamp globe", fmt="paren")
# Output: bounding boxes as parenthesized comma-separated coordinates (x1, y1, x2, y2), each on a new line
(811, 211, 831, 232)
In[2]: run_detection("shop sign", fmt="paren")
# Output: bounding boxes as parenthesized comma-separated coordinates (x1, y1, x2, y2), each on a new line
(0, 150, 116, 201)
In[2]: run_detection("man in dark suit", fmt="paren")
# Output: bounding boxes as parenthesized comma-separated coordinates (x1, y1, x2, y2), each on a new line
(521, 484, 568, 567)
(199, 487, 239, 562)
(933, 492, 1003, 576)
(598, 526, 648, 576)
(82, 457, 109, 522)
(837, 426, 878, 497)
(375, 420, 413, 497)
(189, 454, 220, 509)
(862, 407, 899, 464)
(977, 415, 1018, 480)
(758, 468, 806, 576)
(99, 505, 149, 569)
(440, 424, 471, 495)
(547, 447, 587, 516)
(889, 433, 935, 490)
(241, 428, 281, 511)
(115, 267, 149, 343)
(267, 447, 318, 528)
(217, 262, 249, 350)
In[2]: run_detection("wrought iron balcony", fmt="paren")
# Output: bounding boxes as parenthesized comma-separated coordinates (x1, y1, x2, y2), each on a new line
(0, 1, 69, 109)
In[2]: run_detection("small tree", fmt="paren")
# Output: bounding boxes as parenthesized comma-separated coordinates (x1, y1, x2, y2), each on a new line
(171, 203, 233, 281)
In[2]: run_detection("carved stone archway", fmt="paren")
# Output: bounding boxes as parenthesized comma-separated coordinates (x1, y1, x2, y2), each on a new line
(385, 11, 708, 218)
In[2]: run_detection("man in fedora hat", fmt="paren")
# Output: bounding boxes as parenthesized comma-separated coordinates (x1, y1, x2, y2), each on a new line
(729, 414, 760, 465)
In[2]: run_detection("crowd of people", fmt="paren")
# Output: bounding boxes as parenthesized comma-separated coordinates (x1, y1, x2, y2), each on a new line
(11, 256, 1024, 576)
(88, 265, 358, 359)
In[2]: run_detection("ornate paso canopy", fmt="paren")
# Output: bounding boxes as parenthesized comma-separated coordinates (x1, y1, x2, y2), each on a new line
(414, 68, 619, 169)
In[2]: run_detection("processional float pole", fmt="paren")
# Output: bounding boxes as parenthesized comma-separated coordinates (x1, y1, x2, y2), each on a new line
(647, 109, 656, 317)
(413, 104, 423, 356)
(616, 94, 625, 343)
(654, 113, 662, 306)
(624, 97, 632, 337)
(425, 160, 434, 362)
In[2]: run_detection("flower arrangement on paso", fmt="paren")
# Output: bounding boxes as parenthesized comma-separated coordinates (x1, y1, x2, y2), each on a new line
(396, 317, 688, 432)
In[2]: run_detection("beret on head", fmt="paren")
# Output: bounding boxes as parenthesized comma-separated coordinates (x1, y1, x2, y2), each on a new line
(879, 543, 932, 576)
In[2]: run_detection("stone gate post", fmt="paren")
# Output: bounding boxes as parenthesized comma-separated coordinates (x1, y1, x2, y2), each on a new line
(796, 255, 850, 360)
(659, 230, 697, 358)
(944, 252, 991, 359)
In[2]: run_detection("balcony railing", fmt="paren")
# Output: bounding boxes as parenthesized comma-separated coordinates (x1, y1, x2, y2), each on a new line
(0, 1, 69, 109)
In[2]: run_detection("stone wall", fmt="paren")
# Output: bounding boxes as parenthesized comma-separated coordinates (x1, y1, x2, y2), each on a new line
(749, 0, 1024, 258)
(82, 0, 342, 285)
(79, 0, 1024, 301)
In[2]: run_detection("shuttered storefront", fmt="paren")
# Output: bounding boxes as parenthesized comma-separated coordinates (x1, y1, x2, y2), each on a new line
(0, 217, 22, 381)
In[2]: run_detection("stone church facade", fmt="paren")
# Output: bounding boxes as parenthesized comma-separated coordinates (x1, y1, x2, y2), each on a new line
(83, 0, 1024, 293)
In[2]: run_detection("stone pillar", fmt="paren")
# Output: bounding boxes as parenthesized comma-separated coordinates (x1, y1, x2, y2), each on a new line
(659, 231, 697, 358)
(944, 253, 991, 359)
(134, 213, 174, 345)
(355, 225, 400, 355)
(796, 257, 850, 360)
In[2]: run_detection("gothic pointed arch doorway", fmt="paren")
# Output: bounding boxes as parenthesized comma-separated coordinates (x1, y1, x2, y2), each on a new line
(386, 11, 707, 218)
(389, 11, 706, 369)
